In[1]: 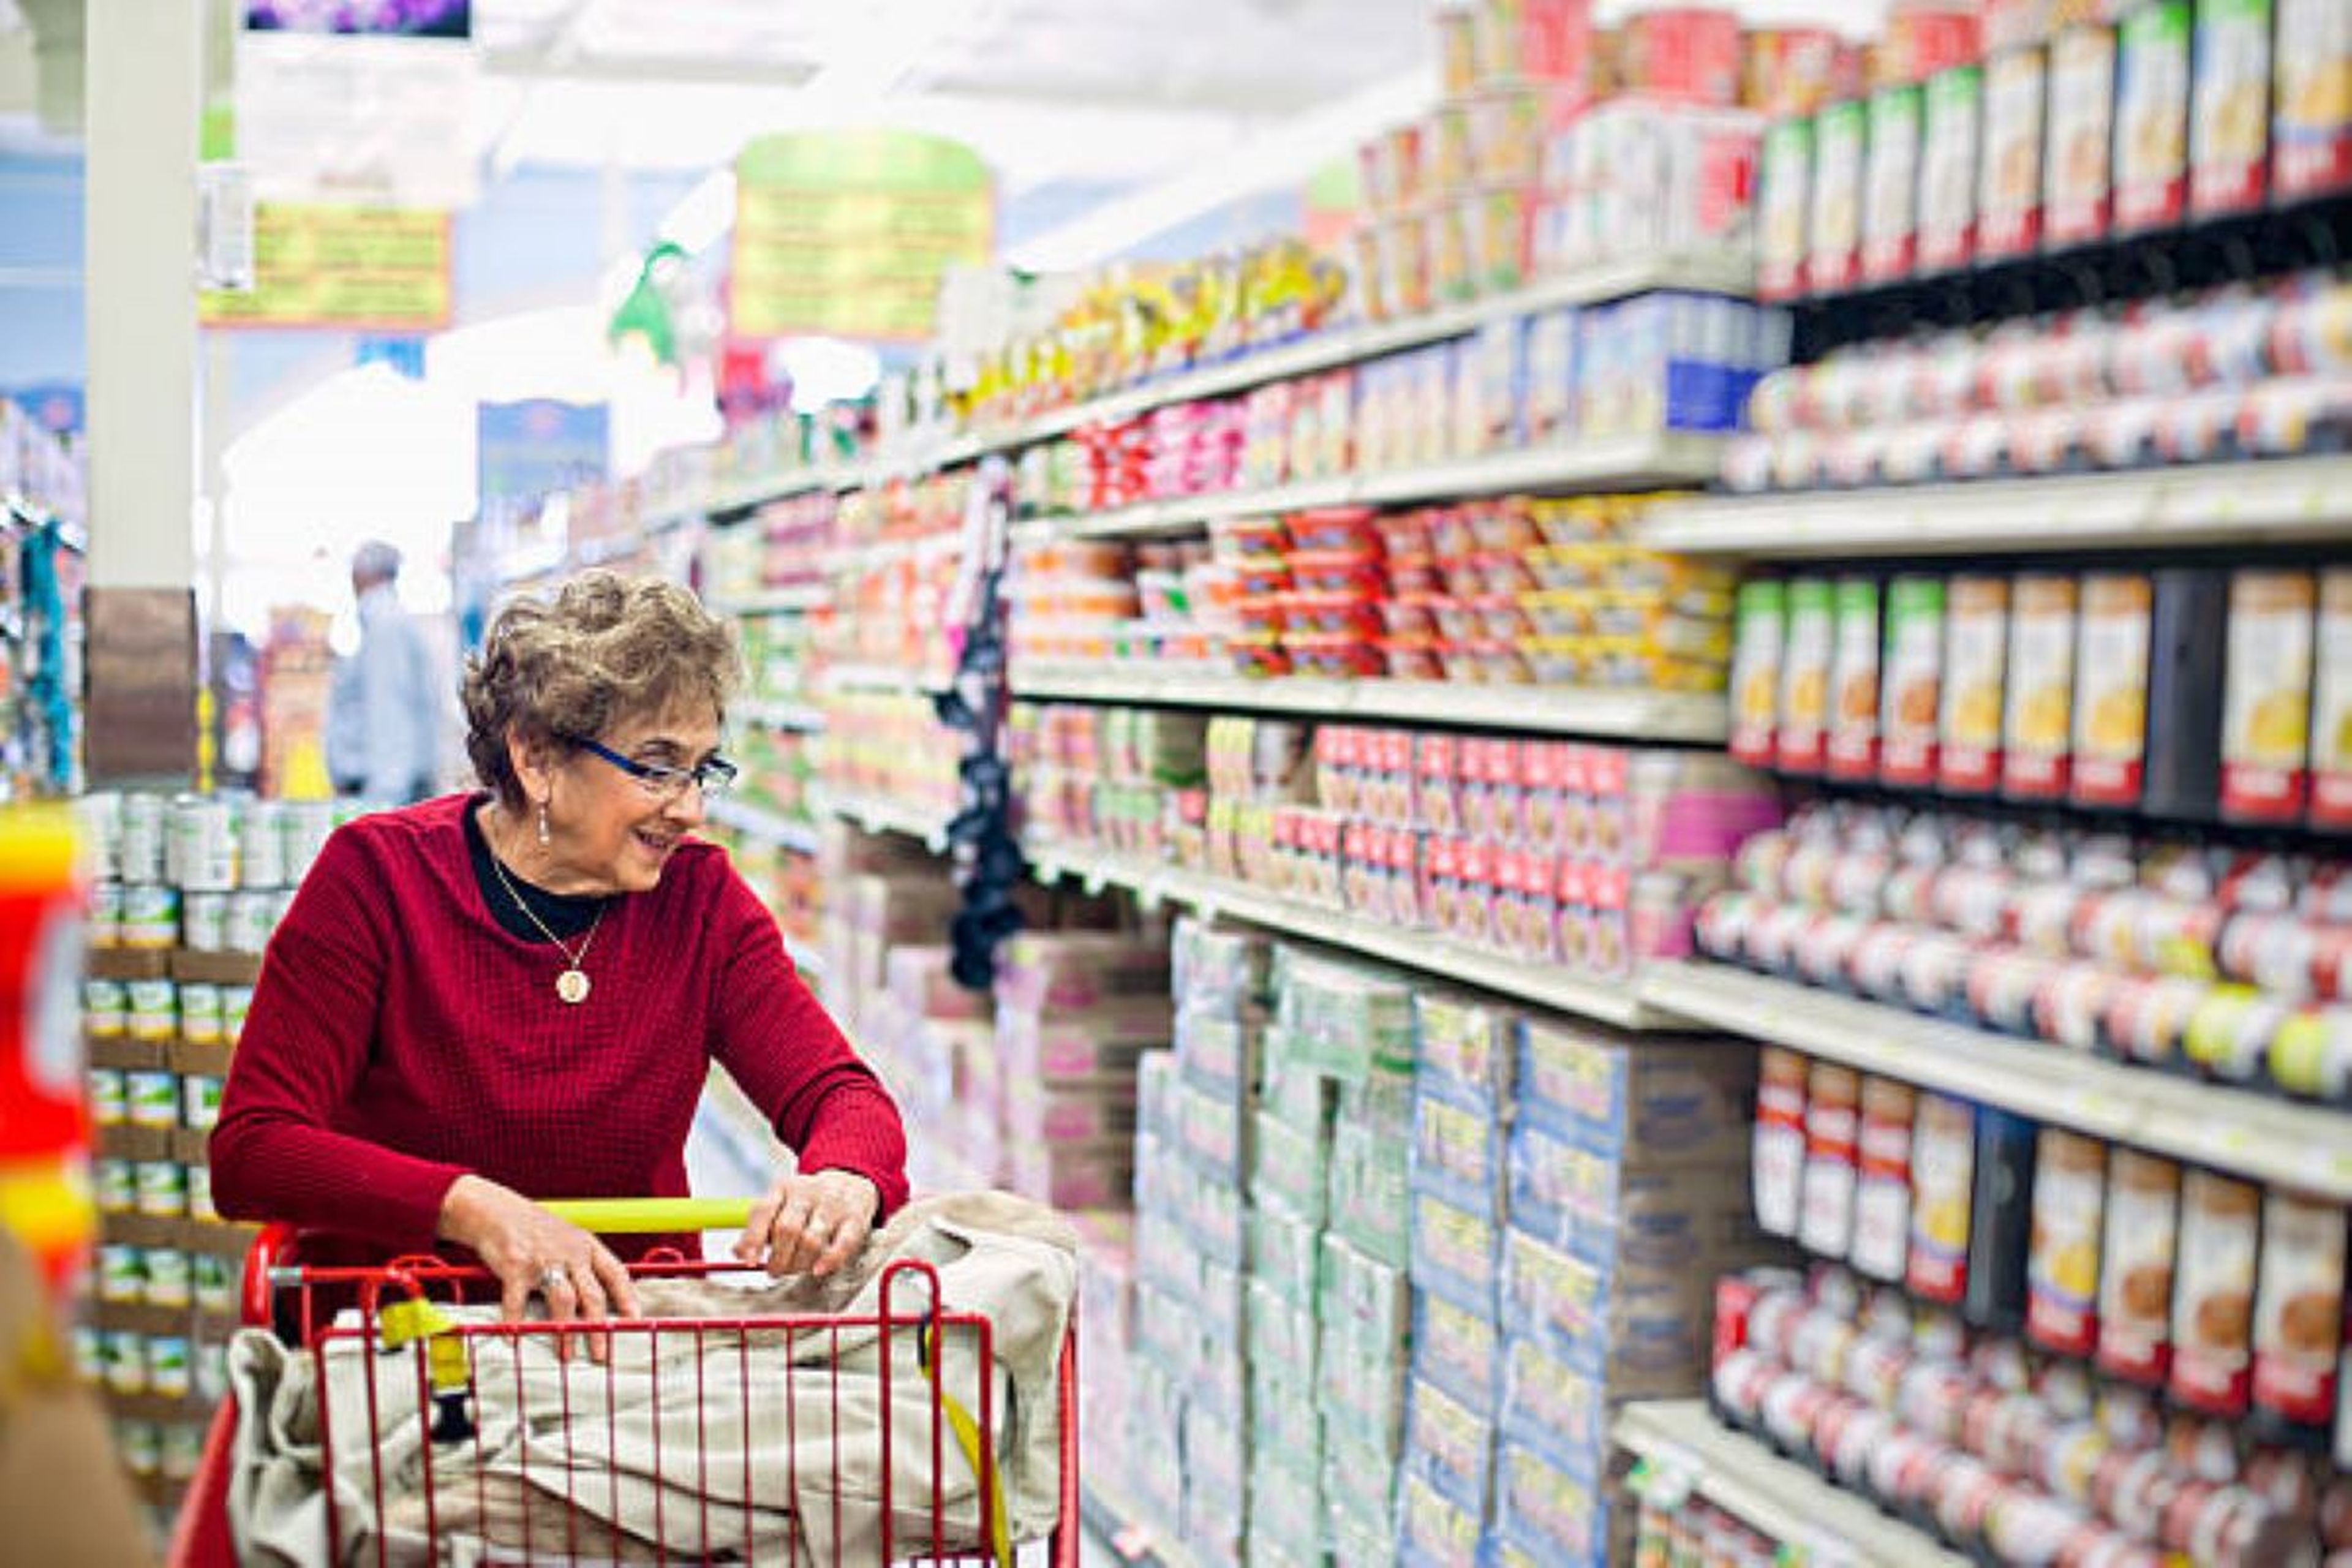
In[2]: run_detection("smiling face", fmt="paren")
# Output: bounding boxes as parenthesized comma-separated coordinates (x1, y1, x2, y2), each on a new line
(510, 703, 724, 895)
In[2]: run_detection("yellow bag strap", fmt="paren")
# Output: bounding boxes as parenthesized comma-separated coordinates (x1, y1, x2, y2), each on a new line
(919, 1316, 1012, 1568)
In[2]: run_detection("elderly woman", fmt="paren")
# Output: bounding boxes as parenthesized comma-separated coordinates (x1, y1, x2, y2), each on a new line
(211, 573, 906, 1333)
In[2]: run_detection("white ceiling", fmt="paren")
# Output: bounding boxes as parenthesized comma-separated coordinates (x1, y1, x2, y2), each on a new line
(471, 0, 1431, 193)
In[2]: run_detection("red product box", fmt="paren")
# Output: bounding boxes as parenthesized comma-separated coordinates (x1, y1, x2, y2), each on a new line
(1415, 732, 1463, 835)
(1619, 7, 1744, 106)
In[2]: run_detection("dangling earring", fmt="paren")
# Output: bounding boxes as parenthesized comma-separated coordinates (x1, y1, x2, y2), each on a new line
(537, 803, 552, 846)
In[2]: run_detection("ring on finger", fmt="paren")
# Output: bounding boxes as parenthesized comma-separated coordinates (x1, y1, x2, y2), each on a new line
(538, 1265, 569, 1294)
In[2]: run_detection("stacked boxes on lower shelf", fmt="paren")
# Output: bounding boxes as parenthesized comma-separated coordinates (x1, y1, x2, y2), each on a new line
(1284, 952, 1417, 1566)
(1130, 919, 1267, 1566)
(1491, 1019, 1768, 1565)
(998, 929, 1170, 1212)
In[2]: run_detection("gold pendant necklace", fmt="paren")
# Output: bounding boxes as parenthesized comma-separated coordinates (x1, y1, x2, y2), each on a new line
(486, 837, 608, 1004)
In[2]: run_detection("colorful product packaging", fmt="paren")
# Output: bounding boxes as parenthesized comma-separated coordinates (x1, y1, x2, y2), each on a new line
(2096, 1148, 2180, 1387)
(2188, 0, 2275, 217)
(1825, 578, 1882, 781)
(2273, 0, 2352, 198)
(1918, 61, 1983, 272)
(2046, 24, 2120, 244)
(1776, 578, 1834, 774)
(2113, 1, 2192, 233)
(1937, 575, 2011, 794)
(1807, 99, 1866, 293)
(2002, 574, 2078, 800)
(1880, 576, 1946, 788)
(2220, 568, 2316, 824)
(2070, 573, 2153, 809)
(1978, 45, 2047, 257)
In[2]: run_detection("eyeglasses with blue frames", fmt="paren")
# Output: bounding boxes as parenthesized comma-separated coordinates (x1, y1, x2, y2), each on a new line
(563, 734, 739, 801)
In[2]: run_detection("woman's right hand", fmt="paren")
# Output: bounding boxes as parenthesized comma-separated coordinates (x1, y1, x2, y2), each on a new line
(437, 1175, 641, 1360)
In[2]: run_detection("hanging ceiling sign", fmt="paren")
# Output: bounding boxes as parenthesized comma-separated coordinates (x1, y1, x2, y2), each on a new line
(729, 130, 995, 344)
(199, 205, 452, 331)
(233, 2, 477, 207)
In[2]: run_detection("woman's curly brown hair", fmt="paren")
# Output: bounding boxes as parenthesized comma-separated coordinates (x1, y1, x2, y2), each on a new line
(461, 571, 742, 806)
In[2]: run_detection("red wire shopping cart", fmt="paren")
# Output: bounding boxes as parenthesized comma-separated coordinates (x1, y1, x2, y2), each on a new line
(166, 1198, 1082, 1567)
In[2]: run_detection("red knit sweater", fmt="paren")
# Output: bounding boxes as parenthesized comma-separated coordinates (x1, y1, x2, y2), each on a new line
(210, 794, 907, 1258)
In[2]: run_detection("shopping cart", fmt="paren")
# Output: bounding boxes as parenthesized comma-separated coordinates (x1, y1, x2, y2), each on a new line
(167, 1197, 1081, 1567)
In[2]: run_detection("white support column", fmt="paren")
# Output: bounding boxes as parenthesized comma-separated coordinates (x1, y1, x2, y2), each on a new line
(85, 0, 201, 593)
(82, 0, 204, 785)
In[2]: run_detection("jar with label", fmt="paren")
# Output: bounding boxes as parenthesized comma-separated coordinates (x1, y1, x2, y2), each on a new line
(92, 1158, 134, 1215)
(2003, 575, 2078, 800)
(2027, 1130, 2109, 1359)
(96, 1244, 143, 1303)
(1778, 579, 1834, 774)
(2114, 1, 2192, 232)
(1879, 577, 1947, 788)
(121, 883, 179, 949)
(193, 1251, 236, 1314)
(240, 799, 288, 889)
(145, 1334, 192, 1398)
(180, 891, 228, 952)
(170, 796, 239, 892)
(2171, 1169, 2261, 1415)
(163, 1423, 205, 1483)
(1939, 576, 2010, 794)
(1825, 579, 1882, 782)
(1851, 1077, 1916, 1283)
(135, 1159, 188, 1218)
(103, 1333, 147, 1396)
(1730, 580, 1787, 767)
(197, 1342, 230, 1403)
(181, 1072, 224, 1131)
(2250, 1189, 2346, 1434)
(141, 1247, 190, 1309)
(1909, 1092, 1977, 1305)
(126, 1069, 178, 1129)
(1754, 1046, 1808, 1238)
(86, 880, 123, 950)
(2221, 570, 2316, 823)
(124, 980, 176, 1045)
(226, 889, 277, 954)
(221, 985, 254, 1044)
(118, 793, 165, 884)
(86, 1069, 125, 1128)
(187, 1161, 214, 1221)
(1799, 1061, 1861, 1258)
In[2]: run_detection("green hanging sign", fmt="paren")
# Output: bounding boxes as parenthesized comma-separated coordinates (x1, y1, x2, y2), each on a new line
(729, 129, 994, 343)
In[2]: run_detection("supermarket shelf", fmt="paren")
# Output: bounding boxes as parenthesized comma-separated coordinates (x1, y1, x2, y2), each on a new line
(703, 464, 867, 518)
(820, 662, 944, 699)
(997, 250, 1754, 448)
(1638, 962, 2352, 1201)
(1030, 840, 1673, 1031)
(1615, 1401, 1968, 1568)
(737, 698, 828, 733)
(1640, 454, 2352, 558)
(1016, 662, 1727, 742)
(1078, 1478, 1197, 1568)
(820, 790, 954, 848)
(710, 583, 829, 617)
(831, 530, 965, 576)
(704, 798, 823, 855)
(1044, 432, 1728, 541)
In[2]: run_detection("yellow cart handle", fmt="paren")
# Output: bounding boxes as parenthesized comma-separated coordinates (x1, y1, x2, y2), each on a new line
(540, 1197, 758, 1234)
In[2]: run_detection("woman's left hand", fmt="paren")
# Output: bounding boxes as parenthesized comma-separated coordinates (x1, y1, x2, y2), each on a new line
(736, 1168, 881, 1278)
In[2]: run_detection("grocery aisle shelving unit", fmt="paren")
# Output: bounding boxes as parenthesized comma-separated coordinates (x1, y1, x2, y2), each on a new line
(736, 698, 828, 734)
(1016, 662, 1728, 742)
(1030, 432, 1728, 543)
(703, 797, 823, 855)
(1640, 960, 2352, 1202)
(1615, 1401, 1969, 1568)
(670, 251, 1753, 526)
(1028, 839, 1674, 1031)
(818, 790, 954, 850)
(1641, 453, 2352, 558)
(821, 663, 944, 699)
(707, 583, 831, 617)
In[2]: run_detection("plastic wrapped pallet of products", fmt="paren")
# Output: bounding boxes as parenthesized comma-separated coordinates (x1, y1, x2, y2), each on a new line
(1498, 1329, 1615, 1483)
(997, 999, 1169, 1087)
(1506, 1117, 1760, 1268)
(1494, 1438, 1632, 1566)
(1270, 947, 1417, 1081)
(1123, 1356, 1187, 1540)
(1411, 1187, 1505, 1322)
(1515, 1018, 1756, 1161)
(1499, 1224, 1733, 1399)
(1411, 991, 1520, 1118)
(996, 929, 1171, 1014)
(1399, 1370, 1498, 1525)
(1245, 1450, 1322, 1568)
(1412, 1287, 1501, 1417)
(1073, 1213, 1136, 1501)
(1180, 1397, 1247, 1568)
(1318, 1230, 1412, 1458)
(1327, 1065, 1417, 1268)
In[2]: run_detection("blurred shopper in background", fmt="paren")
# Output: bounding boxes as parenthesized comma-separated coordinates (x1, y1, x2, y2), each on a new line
(326, 540, 439, 802)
